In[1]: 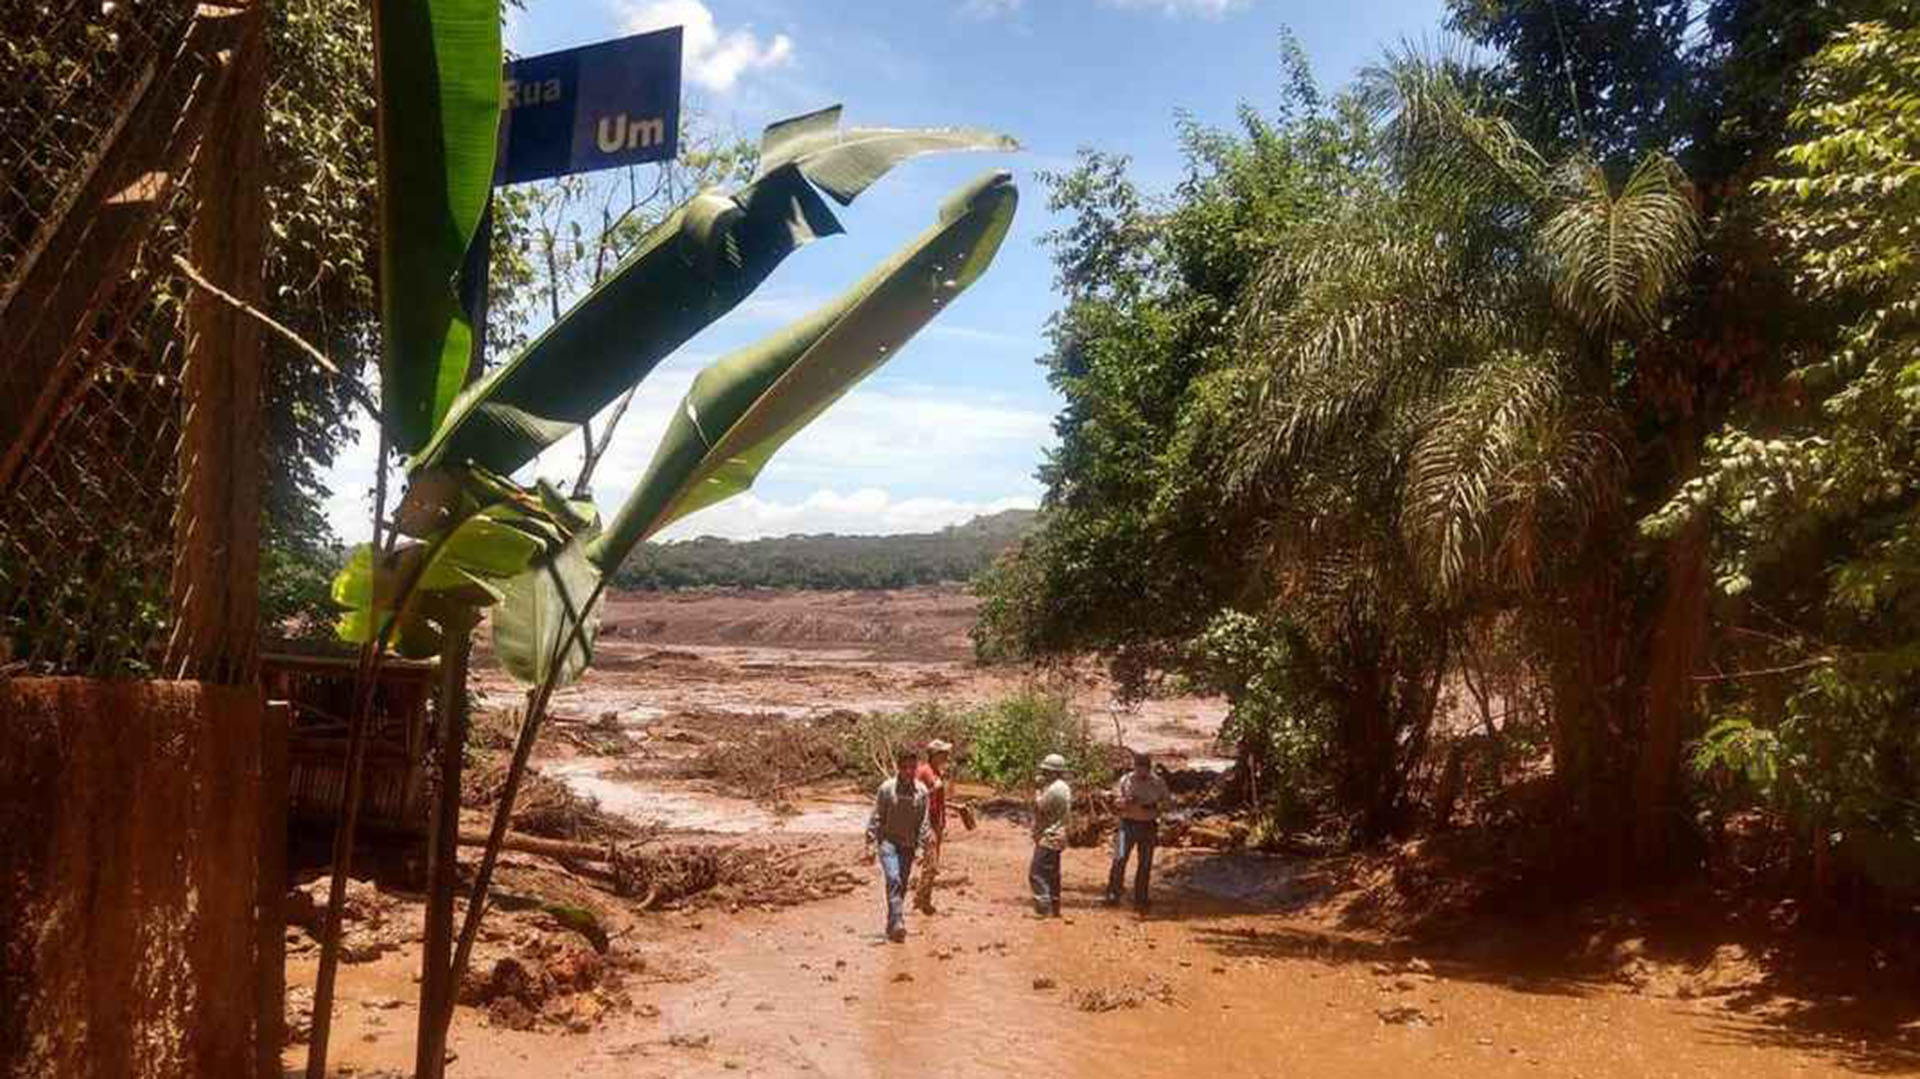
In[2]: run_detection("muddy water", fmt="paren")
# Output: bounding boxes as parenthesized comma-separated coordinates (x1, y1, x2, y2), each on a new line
(547, 757, 870, 835)
(537, 820, 1866, 1079)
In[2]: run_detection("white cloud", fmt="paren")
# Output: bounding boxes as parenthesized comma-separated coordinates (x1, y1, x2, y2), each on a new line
(657, 487, 1038, 541)
(960, 0, 1025, 17)
(620, 0, 794, 94)
(733, 284, 828, 325)
(1103, 0, 1248, 14)
(962, 0, 1248, 17)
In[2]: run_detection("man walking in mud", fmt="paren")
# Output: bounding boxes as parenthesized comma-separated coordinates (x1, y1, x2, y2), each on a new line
(1106, 749, 1170, 912)
(1029, 754, 1072, 917)
(866, 747, 934, 942)
(913, 739, 952, 915)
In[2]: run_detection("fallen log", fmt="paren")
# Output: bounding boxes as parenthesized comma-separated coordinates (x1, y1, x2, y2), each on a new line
(457, 828, 619, 863)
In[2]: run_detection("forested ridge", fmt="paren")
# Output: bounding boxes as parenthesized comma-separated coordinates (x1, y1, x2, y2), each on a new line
(975, 1, 1920, 905)
(611, 509, 1035, 591)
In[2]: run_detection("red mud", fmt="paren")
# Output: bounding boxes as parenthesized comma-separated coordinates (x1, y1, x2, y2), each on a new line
(291, 587, 1920, 1079)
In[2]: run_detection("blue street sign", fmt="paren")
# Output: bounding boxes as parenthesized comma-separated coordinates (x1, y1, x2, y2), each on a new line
(496, 27, 683, 186)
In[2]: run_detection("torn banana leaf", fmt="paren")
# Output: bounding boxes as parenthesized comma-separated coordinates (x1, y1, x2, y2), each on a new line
(589, 169, 1018, 570)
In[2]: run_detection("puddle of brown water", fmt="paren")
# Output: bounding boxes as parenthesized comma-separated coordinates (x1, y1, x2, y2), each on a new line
(548, 757, 870, 836)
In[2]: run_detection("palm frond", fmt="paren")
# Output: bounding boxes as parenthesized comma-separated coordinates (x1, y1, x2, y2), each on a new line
(1538, 153, 1700, 335)
(1233, 204, 1528, 493)
(1360, 46, 1550, 208)
(1403, 351, 1625, 597)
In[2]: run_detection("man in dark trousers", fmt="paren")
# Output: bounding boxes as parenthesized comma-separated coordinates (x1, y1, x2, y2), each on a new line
(1029, 754, 1072, 917)
(1105, 749, 1170, 912)
(865, 747, 933, 942)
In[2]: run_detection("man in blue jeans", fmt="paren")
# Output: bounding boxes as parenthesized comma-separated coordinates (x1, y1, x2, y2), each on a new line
(865, 748, 933, 942)
(1105, 749, 1170, 912)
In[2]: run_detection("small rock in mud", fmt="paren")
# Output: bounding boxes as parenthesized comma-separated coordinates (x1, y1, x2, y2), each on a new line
(489, 997, 539, 1031)
(288, 877, 409, 963)
(1032, 976, 1056, 990)
(668, 1032, 712, 1050)
(361, 995, 404, 1011)
(892, 971, 914, 983)
(1377, 1005, 1440, 1027)
(285, 987, 314, 1045)
(1071, 979, 1177, 1012)
(563, 995, 606, 1033)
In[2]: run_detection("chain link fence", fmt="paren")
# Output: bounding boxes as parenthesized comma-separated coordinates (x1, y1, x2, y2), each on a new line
(0, 0, 207, 676)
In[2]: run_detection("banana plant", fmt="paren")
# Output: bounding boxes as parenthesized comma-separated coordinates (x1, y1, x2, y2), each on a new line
(412, 104, 1015, 478)
(318, 4, 1020, 1073)
(451, 167, 1022, 695)
(356, 116, 1019, 694)
(306, 3, 505, 1078)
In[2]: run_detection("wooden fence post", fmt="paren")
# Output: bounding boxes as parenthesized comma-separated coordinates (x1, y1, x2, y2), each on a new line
(166, 0, 270, 685)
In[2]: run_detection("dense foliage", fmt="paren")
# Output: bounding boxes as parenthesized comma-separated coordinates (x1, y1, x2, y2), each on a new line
(1649, 18, 1920, 894)
(613, 509, 1033, 591)
(979, 5, 1918, 889)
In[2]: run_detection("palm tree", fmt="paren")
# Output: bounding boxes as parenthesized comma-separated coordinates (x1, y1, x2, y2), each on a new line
(1229, 48, 1703, 860)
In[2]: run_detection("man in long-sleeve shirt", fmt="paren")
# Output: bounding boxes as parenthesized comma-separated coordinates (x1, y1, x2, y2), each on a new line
(1029, 754, 1072, 917)
(865, 748, 933, 942)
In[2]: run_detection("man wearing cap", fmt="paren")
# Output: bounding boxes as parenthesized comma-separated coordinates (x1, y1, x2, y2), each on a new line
(865, 747, 934, 942)
(1029, 754, 1072, 917)
(1105, 749, 1170, 912)
(913, 739, 953, 915)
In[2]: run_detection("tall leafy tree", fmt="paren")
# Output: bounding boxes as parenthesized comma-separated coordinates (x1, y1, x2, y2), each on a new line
(1648, 16, 1920, 894)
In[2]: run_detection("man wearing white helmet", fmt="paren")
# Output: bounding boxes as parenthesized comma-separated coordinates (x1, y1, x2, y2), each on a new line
(1028, 753, 1072, 917)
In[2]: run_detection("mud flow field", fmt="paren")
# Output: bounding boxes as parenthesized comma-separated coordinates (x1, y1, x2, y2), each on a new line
(287, 587, 1920, 1079)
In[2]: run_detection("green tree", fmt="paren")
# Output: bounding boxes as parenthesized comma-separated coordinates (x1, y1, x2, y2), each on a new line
(977, 48, 1456, 841)
(1648, 16, 1920, 895)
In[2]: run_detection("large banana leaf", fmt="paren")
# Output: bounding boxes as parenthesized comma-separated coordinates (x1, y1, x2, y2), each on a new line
(374, 0, 502, 452)
(410, 107, 1017, 479)
(757, 105, 1021, 205)
(332, 476, 573, 658)
(489, 484, 604, 686)
(490, 522, 604, 686)
(587, 169, 1019, 570)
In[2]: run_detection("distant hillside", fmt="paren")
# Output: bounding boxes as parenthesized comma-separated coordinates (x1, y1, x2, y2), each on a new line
(610, 509, 1038, 591)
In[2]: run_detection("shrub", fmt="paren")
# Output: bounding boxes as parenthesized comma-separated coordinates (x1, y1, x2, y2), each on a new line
(843, 690, 1110, 792)
(967, 688, 1104, 790)
(839, 701, 975, 784)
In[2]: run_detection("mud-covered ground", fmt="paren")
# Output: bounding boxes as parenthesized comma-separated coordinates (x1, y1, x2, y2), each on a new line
(289, 587, 1920, 1079)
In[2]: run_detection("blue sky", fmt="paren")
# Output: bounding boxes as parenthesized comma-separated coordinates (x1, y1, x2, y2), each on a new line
(322, 0, 1448, 543)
